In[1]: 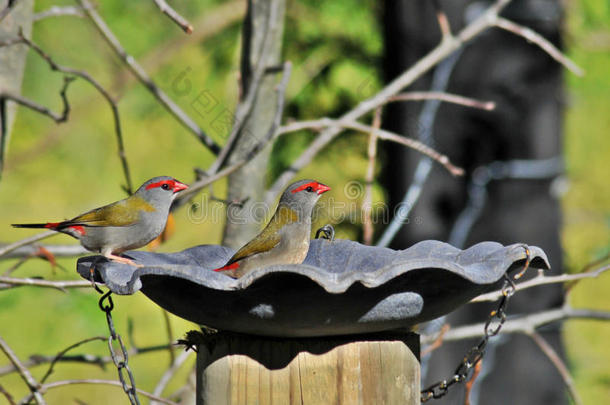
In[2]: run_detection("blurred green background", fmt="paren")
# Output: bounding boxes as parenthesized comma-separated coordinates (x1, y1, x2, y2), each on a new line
(0, 0, 608, 403)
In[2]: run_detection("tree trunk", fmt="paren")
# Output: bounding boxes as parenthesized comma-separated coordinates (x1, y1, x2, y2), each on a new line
(0, 0, 34, 179)
(222, 0, 286, 249)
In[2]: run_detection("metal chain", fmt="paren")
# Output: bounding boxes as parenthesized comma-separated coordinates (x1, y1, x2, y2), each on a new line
(420, 246, 530, 402)
(90, 274, 141, 405)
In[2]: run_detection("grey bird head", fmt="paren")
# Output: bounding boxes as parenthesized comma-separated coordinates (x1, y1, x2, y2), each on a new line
(135, 176, 189, 211)
(279, 179, 330, 220)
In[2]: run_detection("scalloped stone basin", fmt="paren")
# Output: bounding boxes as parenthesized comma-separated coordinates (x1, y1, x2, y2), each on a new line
(77, 239, 548, 337)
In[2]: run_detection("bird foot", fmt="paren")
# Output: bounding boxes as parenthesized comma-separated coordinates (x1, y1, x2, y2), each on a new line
(315, 224, 335, 241)
(105, 254, 143, 267)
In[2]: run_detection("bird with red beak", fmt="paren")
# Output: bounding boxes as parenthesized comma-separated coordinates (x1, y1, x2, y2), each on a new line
(13, 176, 188, 266)
(215, 179, 331, 278)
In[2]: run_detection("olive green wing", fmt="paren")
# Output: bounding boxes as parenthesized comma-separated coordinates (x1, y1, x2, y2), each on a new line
(68, 196, 153, 227)
(226, 205, 298, 265)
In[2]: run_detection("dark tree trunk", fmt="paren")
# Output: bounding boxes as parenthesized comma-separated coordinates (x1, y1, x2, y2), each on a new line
(382, 1, 566, 404)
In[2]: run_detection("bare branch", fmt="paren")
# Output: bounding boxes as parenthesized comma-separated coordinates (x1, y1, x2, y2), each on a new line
(388, 91, 495, 110)
(77, 0, 220, 154)
(472, 264, 610, 302)
(362, 107, 381, 245)
(266, 0, 512, 202)
(0, 231, 57, 258)
(0, 336, 46, 404)
(32, 6, 88, 21)
(0, 276, 91, 291)
(152, 0, 193, 34)
(0, 76, 74, 123)
(176, 61, 291, 204)
(528, 331, 583, 405)
(277, 118, 464, 176)
(431, 0, 451, 39)
(0, 384, 15, 405)
(0, 244, 87, 260)
(493, 17, 584, 76)
(20, 379, 178, 405)
(151, 349, 193, 403)
(423, 305, 610, 344)
(0, 343, 173, 377)
(39, 337, 106, 384)
(0, 32, 134, 194)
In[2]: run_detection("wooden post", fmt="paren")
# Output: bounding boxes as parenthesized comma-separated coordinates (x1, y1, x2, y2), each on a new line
(196, 332, 420, 405)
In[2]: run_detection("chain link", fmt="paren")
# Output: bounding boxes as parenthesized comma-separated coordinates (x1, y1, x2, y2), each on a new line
(91, 273, 141, 405)
(420, 246, 528, 402)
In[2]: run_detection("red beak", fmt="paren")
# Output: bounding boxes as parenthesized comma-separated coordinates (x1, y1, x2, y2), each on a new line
(173, 180, 189, 193)
(316, 183, 331, 195)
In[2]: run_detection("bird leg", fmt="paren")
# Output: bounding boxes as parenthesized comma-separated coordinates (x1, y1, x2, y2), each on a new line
(315, 224, 335, 241)
(104, 253, 143, 267)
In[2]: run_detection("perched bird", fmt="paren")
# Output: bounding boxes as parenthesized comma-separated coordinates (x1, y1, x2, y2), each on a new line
(214, 179, 330, 278)
(12, 176, 188, 266)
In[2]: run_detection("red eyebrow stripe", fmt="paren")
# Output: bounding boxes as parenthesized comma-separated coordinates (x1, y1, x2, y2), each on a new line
(291, 182, 319, 193)
(146, 179, 174, 190)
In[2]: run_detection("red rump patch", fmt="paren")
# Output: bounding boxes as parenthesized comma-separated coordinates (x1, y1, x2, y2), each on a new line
(69, 225, 86, 236)
(214, 262, 239, 272)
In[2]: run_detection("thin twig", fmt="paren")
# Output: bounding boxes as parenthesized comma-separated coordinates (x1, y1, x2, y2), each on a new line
(176, 61, 292, 204)
(362, 107, 381, 245)
(32, 5, 87, 21)
(40, 337, 106, 384)
(493, 17, 584, 76)
(421, 324, 450, 357)
(528, 331, 583, 405)
(152, 0, 193, 34)
(0, 76, 74, 123)
(0, 336, 46, 405)
(472, 264, 610, 302)
(161, 310, 176, 366)
(20, 379, 178, 405)
(0, 231, 56, 258)
(431, 0, 451, 39)
(77, 0, 220, 154)
(0, 343, 173, 377)
(388, 91, 495, 110)
(0, 276, 91, 291)
(151, 350, 193, 403)
(0, 32, 134, 194)
(0, 384, 15, 405)
(277, 118, 464, 176)
(422, 304, 610, 344)
(0, 244, 87, 260)
(265, 0, 513, 204)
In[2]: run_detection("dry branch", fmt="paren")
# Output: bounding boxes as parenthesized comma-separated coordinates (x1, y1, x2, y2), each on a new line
(0, 276, 91, 291)
(278, 118, 464, 176)
(528, 331, 583, 405)
(77, 0, 219, 154)
(0, 336, 45, 404)
(152, 0, 193, 34)
(472, 264, 610, 302)
(176, 61, 291, 204)
(265, 0, 515, 203)
(0, 76, 74, 123)
(0, 32, 134, 193)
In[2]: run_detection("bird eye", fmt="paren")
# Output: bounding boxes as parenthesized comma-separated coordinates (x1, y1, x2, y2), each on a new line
(161, 183, 171, 191)
(306, 186, 314, 192)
